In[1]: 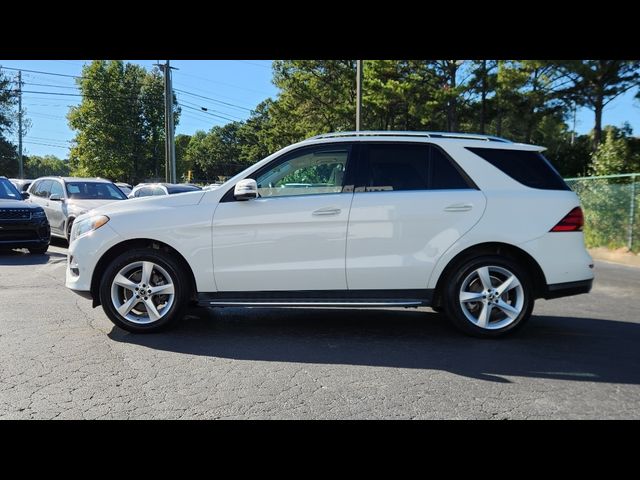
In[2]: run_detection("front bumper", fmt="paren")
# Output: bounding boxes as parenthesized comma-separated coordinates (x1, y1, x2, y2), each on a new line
(0, 218, 50, 249)
(65, 222, 122, 298)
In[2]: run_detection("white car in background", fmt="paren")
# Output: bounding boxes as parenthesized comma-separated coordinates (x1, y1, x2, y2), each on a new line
(128, 183, 202, 198)
(66, 131, 594, 337)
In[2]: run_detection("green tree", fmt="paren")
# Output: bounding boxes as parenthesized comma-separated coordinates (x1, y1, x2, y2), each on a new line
(590, 126, 640, 176)
(272, 60, 356, 134)
(0, 70, 18, 176)
(24, 154, 70, 177)
(175, 134, 191, 181)
(67, 60, 179, 184)
(558, 60, 640, 148)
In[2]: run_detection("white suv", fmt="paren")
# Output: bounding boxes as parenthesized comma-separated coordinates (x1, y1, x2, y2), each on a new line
(66, 131, 594, 337)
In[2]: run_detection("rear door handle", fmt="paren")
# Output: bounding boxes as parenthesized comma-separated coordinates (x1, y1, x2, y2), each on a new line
(444, 203, 473, 212)
(313, 207, 341, 216)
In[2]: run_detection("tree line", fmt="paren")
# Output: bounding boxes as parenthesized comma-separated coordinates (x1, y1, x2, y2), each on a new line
(182, 60, 640, 183)
(2, 60, 640, 183)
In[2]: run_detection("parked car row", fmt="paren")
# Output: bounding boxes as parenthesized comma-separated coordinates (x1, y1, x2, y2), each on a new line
(1, 175, 206, 253)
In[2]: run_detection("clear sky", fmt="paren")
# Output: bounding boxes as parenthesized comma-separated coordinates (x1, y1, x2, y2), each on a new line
(0, 60, 639, 158)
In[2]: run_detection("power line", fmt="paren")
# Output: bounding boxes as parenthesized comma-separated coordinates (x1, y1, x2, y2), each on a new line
(174, 70, 273, 96)
(0, 66, 79, 79)
(179, 98, 244, 121)
(23, 82, 79, 90)
(25, 135, 71, 144)
(235, 60, 273, 70)
(174, 88, 253, 112)
(178, 103, 238, 123)
(2, 66, 264, 115)
(23, 141, 70, 150)
(179, 111, 226, 126)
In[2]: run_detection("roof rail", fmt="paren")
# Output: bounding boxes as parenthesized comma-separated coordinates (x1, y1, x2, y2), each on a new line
(309, 131, 511, 143)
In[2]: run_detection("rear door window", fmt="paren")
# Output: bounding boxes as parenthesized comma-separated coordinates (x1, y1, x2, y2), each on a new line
(359, 143, 474, 192)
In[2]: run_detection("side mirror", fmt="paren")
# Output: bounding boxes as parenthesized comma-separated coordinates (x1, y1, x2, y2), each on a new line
(234, 179, 258, 201)
(21, 192, 30, 200)
(49, 194, 63, 202)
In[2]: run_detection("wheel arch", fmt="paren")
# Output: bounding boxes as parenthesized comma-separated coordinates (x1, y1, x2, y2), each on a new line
(65, 216, 76, 240)
(90, 238, 198, 308)
(431, 242, 547, 307)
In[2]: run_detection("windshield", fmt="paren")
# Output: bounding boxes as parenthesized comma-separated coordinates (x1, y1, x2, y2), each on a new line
(65, 182, 127, 200)
(0, 178, 21, 200)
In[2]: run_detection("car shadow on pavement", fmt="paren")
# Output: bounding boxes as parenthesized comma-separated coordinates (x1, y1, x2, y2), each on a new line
(0, 248, 66, 265)
(108, 308, 640, 385)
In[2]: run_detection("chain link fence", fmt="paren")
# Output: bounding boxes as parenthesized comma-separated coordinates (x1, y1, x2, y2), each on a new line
(565, 173, 639, 252)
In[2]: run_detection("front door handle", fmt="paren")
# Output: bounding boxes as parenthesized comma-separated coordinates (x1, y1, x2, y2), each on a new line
(312, 207, 341, 216)
(444, 203, 473, 212)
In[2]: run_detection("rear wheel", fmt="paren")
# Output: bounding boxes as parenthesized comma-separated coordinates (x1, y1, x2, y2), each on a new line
(442, 255, 534, 338)
(99, 248, 190, 333)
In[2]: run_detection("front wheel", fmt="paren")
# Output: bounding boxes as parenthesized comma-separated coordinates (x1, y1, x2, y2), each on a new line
(442, 255, 534, 338)
(99, 248, 190, 333)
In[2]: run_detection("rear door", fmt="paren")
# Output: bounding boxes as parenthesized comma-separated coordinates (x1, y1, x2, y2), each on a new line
(346, 142, 486, 290)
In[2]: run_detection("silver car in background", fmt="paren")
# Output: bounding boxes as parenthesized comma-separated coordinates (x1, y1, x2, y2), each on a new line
(27, 177, 127, 240)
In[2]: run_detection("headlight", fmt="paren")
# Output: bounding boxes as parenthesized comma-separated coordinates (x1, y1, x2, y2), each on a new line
(31, 209, 46, 218)
(71, 215, 110, 242)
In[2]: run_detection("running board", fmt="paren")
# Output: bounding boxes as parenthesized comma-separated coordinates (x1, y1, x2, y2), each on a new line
(203, 300, 424, 307)
(197, 290, 432, 308)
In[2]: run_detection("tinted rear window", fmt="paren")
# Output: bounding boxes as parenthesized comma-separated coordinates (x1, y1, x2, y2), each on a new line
(466, 147, 570, 191)
(362, 144, 473, 192)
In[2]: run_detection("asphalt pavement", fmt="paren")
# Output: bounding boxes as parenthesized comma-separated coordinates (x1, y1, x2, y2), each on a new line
(1, 239, 639, 419)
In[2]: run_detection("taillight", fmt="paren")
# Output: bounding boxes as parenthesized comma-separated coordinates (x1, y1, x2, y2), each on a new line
(550, 207, 584, 232)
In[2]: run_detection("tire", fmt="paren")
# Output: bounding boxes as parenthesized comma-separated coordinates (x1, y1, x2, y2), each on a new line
(29, 245, 49, 255)
(65, 218, 74, 242)
(99, 248, 190, 333)
(441, 255, 534, 338)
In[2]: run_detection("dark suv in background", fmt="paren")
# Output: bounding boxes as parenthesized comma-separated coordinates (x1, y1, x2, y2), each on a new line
(0, 176, 50, 255)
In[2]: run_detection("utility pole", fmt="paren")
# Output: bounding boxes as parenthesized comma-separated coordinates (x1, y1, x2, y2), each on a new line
(356, 60, 363, 131)
(17, 70, 23, 179)
(157, 60, 177, 183)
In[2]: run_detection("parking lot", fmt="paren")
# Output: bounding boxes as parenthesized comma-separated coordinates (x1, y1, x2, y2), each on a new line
(1, 240, 639, 419)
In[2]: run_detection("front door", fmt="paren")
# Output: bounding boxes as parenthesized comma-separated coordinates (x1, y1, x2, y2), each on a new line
(212, 144, 354, 292)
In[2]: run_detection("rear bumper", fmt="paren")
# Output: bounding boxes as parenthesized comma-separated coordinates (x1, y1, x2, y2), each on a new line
(544, 278, 593, 299)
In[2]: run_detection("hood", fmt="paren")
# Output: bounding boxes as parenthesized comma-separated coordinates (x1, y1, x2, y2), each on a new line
(66, 198, 126, 215)
(0, 198, 42, 210)
(85, 190, 206, 218)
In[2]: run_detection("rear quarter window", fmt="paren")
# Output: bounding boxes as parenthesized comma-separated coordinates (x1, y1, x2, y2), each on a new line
(466, 147, 570, 191)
